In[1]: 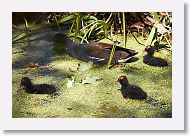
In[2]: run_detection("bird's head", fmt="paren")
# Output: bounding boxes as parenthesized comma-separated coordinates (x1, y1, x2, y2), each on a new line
(52, 33, 72, 50)
(20, 77, 32, 88)
(117, 75, 129, 85)
(144, 45, 155, 55)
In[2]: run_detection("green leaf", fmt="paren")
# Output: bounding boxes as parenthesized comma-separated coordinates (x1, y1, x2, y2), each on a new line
(145, 12, 159, 46)
(151, 12, 159, 24)
(145, 26, 157, 46)
(56, 14, 76, 25)
(88, 23, 98, 38)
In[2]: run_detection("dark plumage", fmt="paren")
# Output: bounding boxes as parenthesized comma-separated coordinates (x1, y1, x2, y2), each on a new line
(52, 33, 138, 64)
(117, 76, 147, 99)
(143, 45, 168, 67)
(20, 77, 57, 94)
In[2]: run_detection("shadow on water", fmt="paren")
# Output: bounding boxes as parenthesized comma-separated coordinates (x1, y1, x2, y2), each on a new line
(12, 28, 69, 69)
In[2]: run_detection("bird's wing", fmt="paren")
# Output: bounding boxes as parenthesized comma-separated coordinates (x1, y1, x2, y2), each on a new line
(89, 42, 138, 56)
(86, 45, 110, 63)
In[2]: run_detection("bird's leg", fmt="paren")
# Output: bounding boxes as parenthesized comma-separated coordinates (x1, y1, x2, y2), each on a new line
(112, 59, 119, 65)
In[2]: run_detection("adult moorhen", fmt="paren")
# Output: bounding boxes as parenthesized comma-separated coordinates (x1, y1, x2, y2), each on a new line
(20, 77, 57, 94)
(117, 76, 147, 100)
(143, 45, 168, 67)
(52, 33, 138, 64)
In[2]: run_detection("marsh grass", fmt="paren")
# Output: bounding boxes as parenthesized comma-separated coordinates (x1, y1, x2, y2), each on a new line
(12, 31, 172, 118)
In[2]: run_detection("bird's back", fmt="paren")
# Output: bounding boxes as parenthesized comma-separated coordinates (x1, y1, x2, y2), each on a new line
(71, 42, 138, 64)
(125, 85, 147, 99)
(31, 84, 57, 94)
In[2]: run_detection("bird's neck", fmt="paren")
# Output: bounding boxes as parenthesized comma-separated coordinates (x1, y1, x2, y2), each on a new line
(63, 38, 77, 53)
(147, 47, 155, 56)
(63, 37, 74, 47)
(25, 82, 33, 91)
(120, 83, 129, 98)
(147, 52, 154, 56)
(121, 83, 129, 90)
(144, 54, 153, 59)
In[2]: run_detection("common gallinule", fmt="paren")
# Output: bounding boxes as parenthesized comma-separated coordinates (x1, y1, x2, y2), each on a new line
(117, 76, 147, 99)
(52, 33, 138, 64)
(143, 45, 168, 67)
(20, 77, 57, 94)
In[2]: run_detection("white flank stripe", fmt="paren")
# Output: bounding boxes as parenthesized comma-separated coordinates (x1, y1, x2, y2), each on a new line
(118, 57, 132, 63)
(88, 56, 105, 61)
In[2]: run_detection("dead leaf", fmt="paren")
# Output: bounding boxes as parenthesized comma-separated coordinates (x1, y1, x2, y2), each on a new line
(81, 76, 103, 86)
(23, 63, 39, 69)
(77, 61, 93, 72)
(50, 115, 61, 118)
(66, 76, 75, 88)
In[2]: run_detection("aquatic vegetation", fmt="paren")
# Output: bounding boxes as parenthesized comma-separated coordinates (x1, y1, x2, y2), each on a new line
(12, 12, 172, 118)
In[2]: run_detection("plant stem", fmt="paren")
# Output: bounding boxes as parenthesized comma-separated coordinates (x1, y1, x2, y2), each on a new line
(54, 13, 61, 31)
(122, 12, 126, 48)
(24, 18, 30, 46)
(107, 40, 117, 69)
(129, 30, 145, 46)
(75, 12, 82, 41)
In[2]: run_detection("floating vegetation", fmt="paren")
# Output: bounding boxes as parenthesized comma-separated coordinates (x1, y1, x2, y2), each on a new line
(12, 12, 172, 118)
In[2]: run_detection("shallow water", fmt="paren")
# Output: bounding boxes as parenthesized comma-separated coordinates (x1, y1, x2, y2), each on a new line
(12, 28, 172, 118)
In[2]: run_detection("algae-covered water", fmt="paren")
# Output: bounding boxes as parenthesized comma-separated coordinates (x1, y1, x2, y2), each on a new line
(12, 29, 172, 118)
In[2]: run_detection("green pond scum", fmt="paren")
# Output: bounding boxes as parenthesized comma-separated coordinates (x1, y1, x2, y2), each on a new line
(12, 12, 172, 118)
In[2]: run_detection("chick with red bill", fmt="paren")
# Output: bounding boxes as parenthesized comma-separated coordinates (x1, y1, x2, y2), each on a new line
(117, 75, 147, 99)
